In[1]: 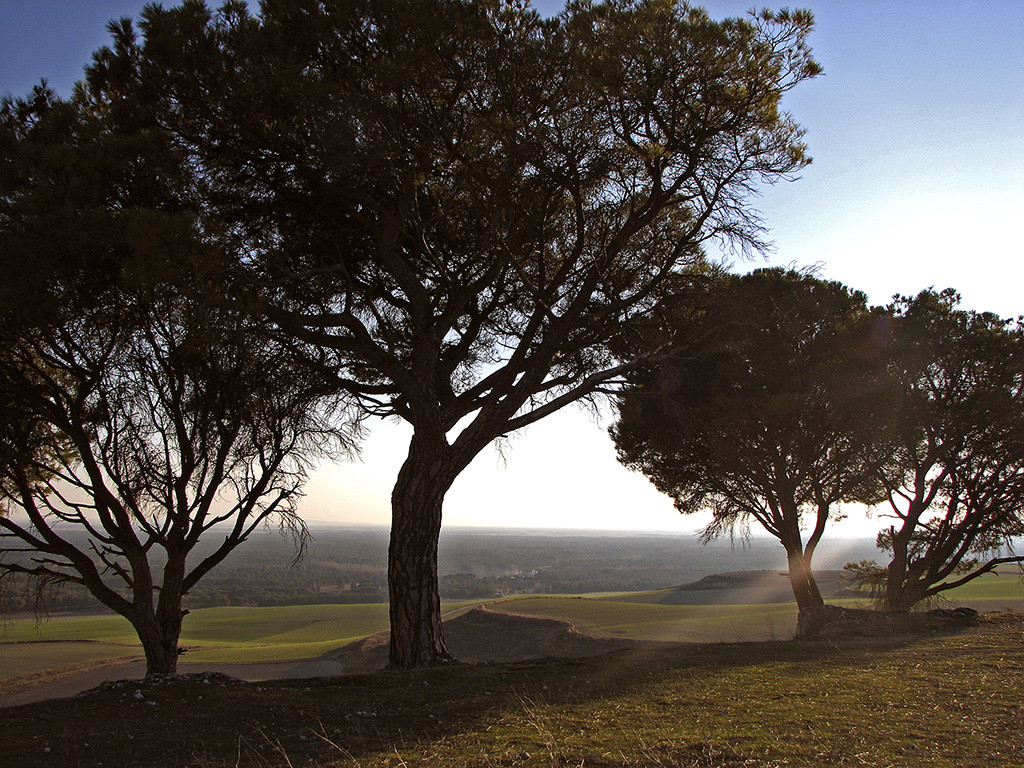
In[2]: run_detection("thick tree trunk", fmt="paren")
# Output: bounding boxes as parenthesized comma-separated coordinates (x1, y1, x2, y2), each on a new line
(884, 556, 907, 609)
(785, 547, 824, 610)
(134, 611, 184, 676)
(778, 513, 824, 610)
(387, 433, 460, 669)
(884, 586, 925, 611)
(883, 559, 927, 610)
(883, 527, 918, 610)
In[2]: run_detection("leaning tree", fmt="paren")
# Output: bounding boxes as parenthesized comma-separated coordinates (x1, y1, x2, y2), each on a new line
(71, 0, 820, 666)
(0, 85, 352, 676)
(845, 289, 1024, 610)
(611, 269, 889, 609)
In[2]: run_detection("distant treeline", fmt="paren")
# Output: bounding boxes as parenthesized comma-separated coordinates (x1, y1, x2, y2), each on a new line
(1, 526, 880, 613)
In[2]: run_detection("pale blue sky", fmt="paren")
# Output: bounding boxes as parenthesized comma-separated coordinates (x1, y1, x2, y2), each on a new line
(2, 1, 1022, 534)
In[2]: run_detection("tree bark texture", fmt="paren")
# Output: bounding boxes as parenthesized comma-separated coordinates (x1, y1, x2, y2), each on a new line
(134, 610, 185, 676)
(387, 433, 462, 668)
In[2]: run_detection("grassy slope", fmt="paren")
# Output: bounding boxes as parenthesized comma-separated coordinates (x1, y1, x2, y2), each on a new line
(490, 595, 799, 643)
(934, 570, 1024, 608)
(1, 617, 1022, 767)
(179, 603, 395, 662)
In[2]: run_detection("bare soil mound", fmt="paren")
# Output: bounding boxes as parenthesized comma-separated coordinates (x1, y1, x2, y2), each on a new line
(331, 604, 658, 673)
(797, 604, 981, 639)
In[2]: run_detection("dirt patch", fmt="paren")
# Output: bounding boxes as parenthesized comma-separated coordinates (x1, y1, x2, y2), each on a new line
(0, 655, 352, 708)
(333, 604, 666, 673)
(797, 604, 981, 639)
(0, 654, 145, 703)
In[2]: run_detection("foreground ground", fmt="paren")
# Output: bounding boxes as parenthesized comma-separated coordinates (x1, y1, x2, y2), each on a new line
(1, 611, 1021, 768)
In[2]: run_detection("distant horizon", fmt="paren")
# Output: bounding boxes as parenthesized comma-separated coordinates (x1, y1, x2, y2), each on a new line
(298, 519, 880, 542)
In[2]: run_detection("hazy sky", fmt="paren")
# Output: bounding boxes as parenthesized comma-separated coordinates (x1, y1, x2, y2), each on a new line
(2, 1, 1022, 535)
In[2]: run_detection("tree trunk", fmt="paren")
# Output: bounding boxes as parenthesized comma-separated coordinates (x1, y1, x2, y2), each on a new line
(884, 558, 928, 610)
(134, 611, 184, 676)
(786, 547, 824, 610)
(387, 433, 460, 669)
(884, 527, 915, 610)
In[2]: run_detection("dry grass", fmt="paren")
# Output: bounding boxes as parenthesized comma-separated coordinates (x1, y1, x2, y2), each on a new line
(1, 613, 1022, 767)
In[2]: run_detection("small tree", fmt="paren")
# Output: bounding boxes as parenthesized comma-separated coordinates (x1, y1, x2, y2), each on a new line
(0, 287, 352, 675)
(612, 269, 888, 609)
(0, 88, 350, 676)
(49, 0, 820, 666)
(845, 290, 1024, 610)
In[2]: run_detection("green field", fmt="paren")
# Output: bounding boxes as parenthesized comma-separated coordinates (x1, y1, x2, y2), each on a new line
(174, 603, 396, 663)
(492, 594, 799, 642)
(928, 569, 1024, 609)
(2, 569, 1021, 685)
(0, 601, 473, 681)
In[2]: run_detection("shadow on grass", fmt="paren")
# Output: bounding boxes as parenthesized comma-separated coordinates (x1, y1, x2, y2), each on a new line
(0, 625, 979, 768)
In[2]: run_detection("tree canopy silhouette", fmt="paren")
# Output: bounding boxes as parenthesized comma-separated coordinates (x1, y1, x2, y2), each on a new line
(611, 269, 889, 609)
(42, 0, 820, 666)
(846, 289, 1024, 610)
(0, 85, 353, 676)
